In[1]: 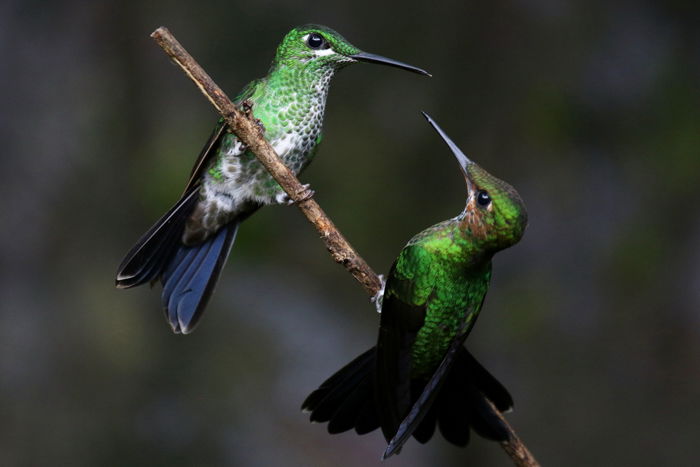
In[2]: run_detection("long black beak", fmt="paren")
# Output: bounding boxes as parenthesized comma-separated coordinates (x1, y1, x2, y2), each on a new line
(350, 51, 431, 76)
(422, 112, 473, 174)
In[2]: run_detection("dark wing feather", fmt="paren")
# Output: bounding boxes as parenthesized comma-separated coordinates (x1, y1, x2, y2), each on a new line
(382, 322, 466, 459)
(410, 384, 438, 444)
(376, 247, 433, 444)
(181, 77, 262, 194)
(383, 343, 513, 458)
(181, 120, 227, 194)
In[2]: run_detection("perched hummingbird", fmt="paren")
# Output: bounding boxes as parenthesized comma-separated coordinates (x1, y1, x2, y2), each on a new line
(115, 25, 429, 333)
(302, 113, 528, 458)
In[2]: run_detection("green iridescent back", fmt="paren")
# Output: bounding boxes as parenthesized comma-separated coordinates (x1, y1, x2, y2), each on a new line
(384, 221, 492, 377)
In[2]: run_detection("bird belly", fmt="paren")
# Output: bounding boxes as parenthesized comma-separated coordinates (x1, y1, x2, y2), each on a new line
(182, 131, 314, 245)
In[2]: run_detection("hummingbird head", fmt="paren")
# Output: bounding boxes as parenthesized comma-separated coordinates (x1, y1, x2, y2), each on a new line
(273, 25, 431, 76)
(422, 112, 528, 253)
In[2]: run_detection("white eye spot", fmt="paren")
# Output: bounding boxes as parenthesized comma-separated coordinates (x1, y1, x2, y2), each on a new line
(313, 48, 336, 57)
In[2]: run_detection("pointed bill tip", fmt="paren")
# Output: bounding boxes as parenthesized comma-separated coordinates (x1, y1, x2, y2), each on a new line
(420, 111, 435, 126)
(382, 442, 400, 460)
(421, 112, 472, 171)
(350, 52, 431, 76)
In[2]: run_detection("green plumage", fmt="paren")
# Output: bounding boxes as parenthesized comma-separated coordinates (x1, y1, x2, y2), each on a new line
(182, 24, 428, 244)
(115, 25, 429, 334)
(386, 231, 492, 377)
(303, 114, 528, 458)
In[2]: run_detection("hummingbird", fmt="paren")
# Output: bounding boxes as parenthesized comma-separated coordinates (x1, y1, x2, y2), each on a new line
(302, 113, 528, 458)
(115, 25, 430, 334)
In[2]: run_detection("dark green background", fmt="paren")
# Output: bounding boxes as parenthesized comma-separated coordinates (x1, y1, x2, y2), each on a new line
(2, 0, 699, 465)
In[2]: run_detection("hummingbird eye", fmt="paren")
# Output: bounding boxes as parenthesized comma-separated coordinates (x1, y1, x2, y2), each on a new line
(306, 33, 328, 50)
(476, 190, 491, 207)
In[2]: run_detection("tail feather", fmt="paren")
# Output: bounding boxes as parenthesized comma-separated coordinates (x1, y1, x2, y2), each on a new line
(134, 225, 180, 286)
(435, 348, 511, 445)
(302, 348, 374, 413)
(160, 222, 239, 334)
(437, 384, 471, 446)
(303, 348, 375, 424)
(327, 376, 374, 434)
(469, 392, 510, 441)
(354, 397, 380, 435)
(383, 347, 512, 458)
(116, 189, 199, 288)
(464, 350, 513, 412)
(303, 345, 513, 454)
(117, 188, 251, 334)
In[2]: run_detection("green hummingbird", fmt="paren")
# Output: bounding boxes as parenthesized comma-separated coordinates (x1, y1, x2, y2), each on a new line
(302, 113, 528, 458)
(115, 25, 429, 333)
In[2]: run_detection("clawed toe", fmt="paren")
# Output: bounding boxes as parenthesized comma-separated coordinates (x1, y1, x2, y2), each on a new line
(276, 184, 315, 205)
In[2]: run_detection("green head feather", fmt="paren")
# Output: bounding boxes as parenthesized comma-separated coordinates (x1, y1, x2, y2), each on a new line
(272, 25, 361, 72)
(464, 164, 528, 252)
(271, 25, 430, 76)
(422, 112, 528, 254)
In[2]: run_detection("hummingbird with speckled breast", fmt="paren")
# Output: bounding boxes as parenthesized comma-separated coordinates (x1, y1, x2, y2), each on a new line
(115, 25, 430, 333)
(302, 113, 528, 458)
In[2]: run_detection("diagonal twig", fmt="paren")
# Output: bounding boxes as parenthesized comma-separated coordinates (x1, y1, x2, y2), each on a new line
(149, 26, 539, 467)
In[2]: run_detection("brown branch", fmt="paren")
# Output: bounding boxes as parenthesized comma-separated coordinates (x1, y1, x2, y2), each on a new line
(487, 399, 541, 467)
(150, 26, 539, 467)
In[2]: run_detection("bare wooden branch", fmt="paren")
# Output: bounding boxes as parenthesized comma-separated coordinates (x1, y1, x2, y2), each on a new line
(150, 26, 539, 467)
(487, 399, 541, 467)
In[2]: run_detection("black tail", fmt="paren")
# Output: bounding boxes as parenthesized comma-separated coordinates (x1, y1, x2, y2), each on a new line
(158, 222, 239, 333)
(423, 348, 512, 445)
(302, 346, 512, 452)
(383, 347, 512, 458)
(116, 190, 243, 334)
(302, 348, 381, 435)
(116, 189, 200, 289)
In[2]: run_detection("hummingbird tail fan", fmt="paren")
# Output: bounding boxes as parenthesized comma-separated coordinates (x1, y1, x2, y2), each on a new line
(116, 188, 246, 334)
(435, 348, 512, 445)
(304, 345, 514, 456)
(384, 347, 512, 458)
(159, 220, 239, 334)
(301, 348, 381, 435)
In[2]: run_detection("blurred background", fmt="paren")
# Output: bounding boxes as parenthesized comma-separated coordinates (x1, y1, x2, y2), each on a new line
(1, 0, 699, 465)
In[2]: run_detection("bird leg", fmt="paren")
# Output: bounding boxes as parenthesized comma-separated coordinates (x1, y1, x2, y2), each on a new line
(241, 99, 266, 135)
(275, 184, 315, 206)
(371, 274, 386, 313)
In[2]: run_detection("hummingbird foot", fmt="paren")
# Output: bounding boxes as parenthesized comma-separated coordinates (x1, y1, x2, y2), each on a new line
(371, 274, 386, 313)
(241, 99, 266, 135)
(274, 184, 315, 205)
(295, 184, 315, 203)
